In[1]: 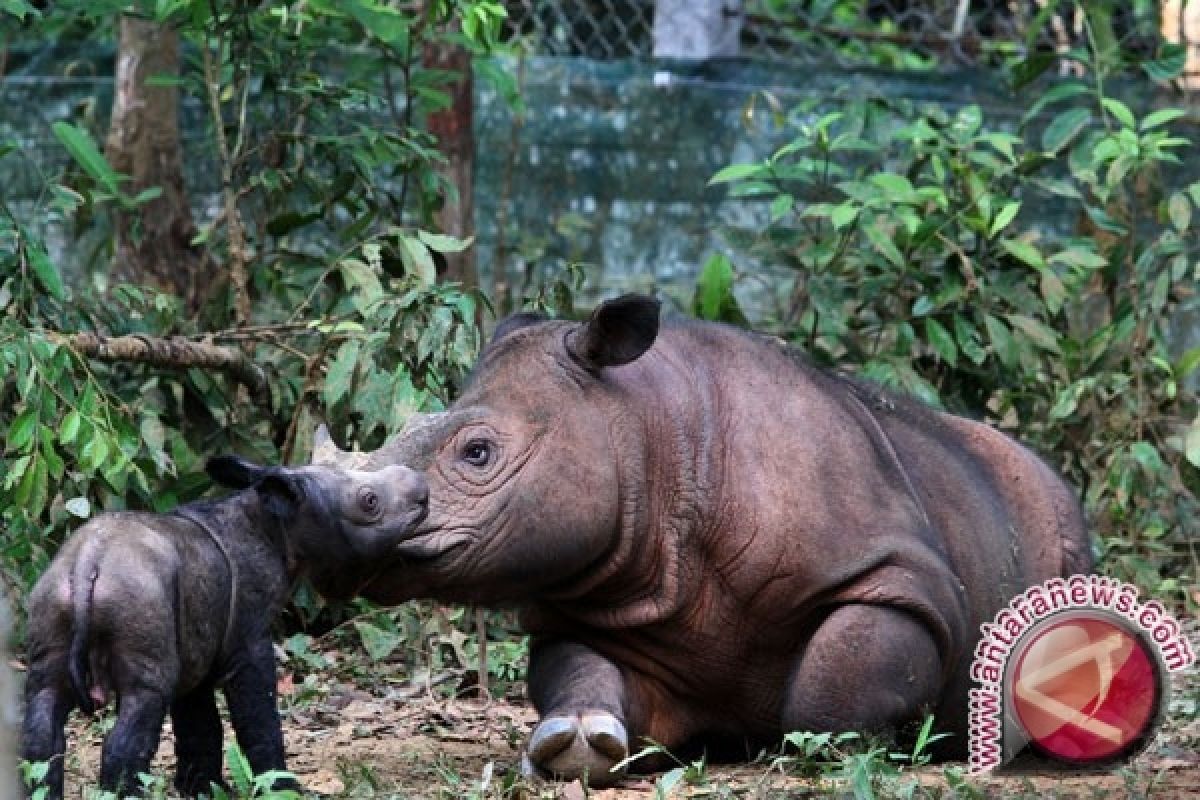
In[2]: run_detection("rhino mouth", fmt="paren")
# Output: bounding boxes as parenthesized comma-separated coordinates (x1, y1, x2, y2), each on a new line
(394, 528, 473, 561)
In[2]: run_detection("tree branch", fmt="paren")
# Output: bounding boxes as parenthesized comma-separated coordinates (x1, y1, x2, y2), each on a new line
(61, 332, 270, 406)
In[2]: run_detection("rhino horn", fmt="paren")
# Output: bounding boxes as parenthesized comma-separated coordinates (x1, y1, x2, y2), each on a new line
(310, 422, 348, 466)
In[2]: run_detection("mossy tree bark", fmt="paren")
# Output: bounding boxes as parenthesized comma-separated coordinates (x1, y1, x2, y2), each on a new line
(105, 15, 207, 309)
(423, 29, 478, 289)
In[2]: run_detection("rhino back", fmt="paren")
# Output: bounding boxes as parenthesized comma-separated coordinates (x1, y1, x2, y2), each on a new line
(542, 321, 1086, 729)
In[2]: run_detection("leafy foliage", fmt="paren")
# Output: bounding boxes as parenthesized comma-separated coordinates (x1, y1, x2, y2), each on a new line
(0, 0, 505, 627)
(710, 55, 1197, 603)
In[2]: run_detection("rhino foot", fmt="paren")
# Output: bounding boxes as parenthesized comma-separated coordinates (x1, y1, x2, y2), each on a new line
(523, 711, 628, 787)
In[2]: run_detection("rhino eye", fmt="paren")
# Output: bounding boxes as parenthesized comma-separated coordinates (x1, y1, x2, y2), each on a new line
(461, 439, 492, 468)
(357, 487, 380, 515)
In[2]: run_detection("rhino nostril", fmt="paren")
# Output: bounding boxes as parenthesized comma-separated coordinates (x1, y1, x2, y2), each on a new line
(408, 480, 430, 509)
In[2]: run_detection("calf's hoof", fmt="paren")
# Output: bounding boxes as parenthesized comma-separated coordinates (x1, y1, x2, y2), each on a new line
(524, 711, 628, 787)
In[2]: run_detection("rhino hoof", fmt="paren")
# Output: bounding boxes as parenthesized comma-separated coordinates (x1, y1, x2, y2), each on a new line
(525, 711, 629, 787)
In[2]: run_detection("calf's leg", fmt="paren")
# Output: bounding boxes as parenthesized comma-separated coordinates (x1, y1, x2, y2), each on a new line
(171, 686, 227, 796)
(223, 637, 298, 790)
(21, 668, 73, 800)
(99, 689, 168, 795)
(782, 604, 943, 741)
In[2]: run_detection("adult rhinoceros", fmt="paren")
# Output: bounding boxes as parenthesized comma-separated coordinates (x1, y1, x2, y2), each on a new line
(313, 294, 1092, 784)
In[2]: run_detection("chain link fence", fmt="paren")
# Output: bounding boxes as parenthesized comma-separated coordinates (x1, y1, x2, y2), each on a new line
(501, 1, 1169, 71)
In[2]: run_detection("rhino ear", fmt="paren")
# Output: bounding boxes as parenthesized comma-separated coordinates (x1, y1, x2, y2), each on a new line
(257, 472, 306, 520)
(492, 311, 548, 344)
(567, 294, 660, 371)
(206, 455, 265, 489)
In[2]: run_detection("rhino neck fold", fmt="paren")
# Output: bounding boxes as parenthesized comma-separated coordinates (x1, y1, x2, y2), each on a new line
(540, 347, 720, 629)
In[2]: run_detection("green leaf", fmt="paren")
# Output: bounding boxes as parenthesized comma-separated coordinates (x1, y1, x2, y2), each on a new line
(1010, 52, 1055, 92)
(911, 296, 935, 317)
(924, 318, 957, 367)
(769, 193, 794, 222)
(1041, 108, 1090, 154)
(398, 236, 437, 288)
(954, 314, 987, 366)
(869, 173, 915, 200)
(81, 435, 110, 471)
(64, 496, 91, 518)
(339, 258, 383, 312)
(692, 253, 747, 325)
(1050, 247, 1108, 270)
(1168, 192, 1191, 232)
(416, 230, 474, 253)
(863, 221, 904, 268)
(1100, 97, 1136, 130)
(709, 163, 764, 185)
(353, 620, 403, 662)
(3, 454, 31, 490)
(140, 416, 166, 453)
(51, 121, 122, 194)
(984, 314, 1018, 368)
(1140, 108, 1187, 131)
(59, 410, 82, 445)
(989, 201, 1021, 238)
(25, 244, 65, 301)
(1000, 238, 1045, 270)
(1175, 346, 1200, 379)
(323, 339, 361, 410)
(1129, 441, 1164, 473)
(266, 210, 322, 237)
(1040, 270, 1066, 314)
(1185, 415, 1200, 469)
(1142, 44, 1187, 81)
(1005, 314, 1061, 354)
(7, 408, 38, 452)
(830, 203, 859, 230)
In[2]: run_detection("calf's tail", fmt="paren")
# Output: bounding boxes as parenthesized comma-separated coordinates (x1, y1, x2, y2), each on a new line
(67, 542, 100, 714)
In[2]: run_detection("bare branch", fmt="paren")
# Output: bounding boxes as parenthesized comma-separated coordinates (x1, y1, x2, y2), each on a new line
(61, 332, 270, 406)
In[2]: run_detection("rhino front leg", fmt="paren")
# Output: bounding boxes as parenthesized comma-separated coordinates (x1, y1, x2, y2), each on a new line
(524, 638, 630, 787)
(99, 689, 168, 795)
(171, 686, 227, 797)
(222, 638, 299, 791)
(21, 670, 73, 800)
(782, 604, 943, 741)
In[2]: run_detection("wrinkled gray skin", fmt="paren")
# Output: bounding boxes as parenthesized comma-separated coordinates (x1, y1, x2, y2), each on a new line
(314, 294, 1092, 786)
(21, 458, 427, 799)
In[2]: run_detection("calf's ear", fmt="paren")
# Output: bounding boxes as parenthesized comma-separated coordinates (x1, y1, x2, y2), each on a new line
(567, 293, 660, 371)
(257, 473, 306, 520)
(206, 455, 265, 489)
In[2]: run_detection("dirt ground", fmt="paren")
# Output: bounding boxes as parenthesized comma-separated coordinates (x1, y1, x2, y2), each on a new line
(53, 653, 1200, 800)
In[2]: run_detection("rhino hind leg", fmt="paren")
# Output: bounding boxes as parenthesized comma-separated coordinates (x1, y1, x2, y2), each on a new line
(171, 687, 227, 796)
(524, 639, 630, 786)
(782, 604, 943, 746)
(99, 689, 168, 795)
(21, 669, 73, 800)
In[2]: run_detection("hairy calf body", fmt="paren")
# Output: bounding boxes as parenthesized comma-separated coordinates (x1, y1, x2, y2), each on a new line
(22, 458, 426, 798)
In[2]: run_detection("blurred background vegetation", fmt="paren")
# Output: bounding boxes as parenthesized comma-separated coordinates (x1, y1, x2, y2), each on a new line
(0, 0, 1197, 696)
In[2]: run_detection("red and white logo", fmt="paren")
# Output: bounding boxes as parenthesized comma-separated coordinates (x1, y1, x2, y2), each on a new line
(969, 575, 1195, 774)
(1009, 613, 1159, 764)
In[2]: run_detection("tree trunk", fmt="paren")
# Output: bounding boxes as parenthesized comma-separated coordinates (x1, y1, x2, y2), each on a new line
(105, 15, 206, 307)
(423, 29, 478, 289)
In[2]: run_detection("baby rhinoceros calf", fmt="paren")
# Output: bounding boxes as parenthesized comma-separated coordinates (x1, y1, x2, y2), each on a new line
(22, 457, 428, 799)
